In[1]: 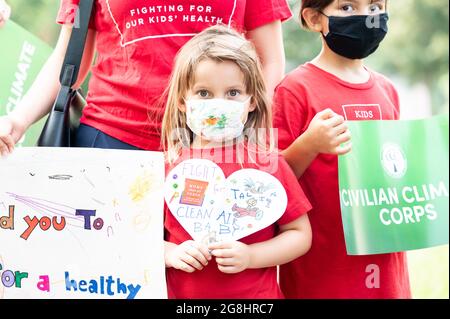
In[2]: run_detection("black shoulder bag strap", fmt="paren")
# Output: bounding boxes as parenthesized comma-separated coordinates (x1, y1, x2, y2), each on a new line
(37, 0, 94, 147)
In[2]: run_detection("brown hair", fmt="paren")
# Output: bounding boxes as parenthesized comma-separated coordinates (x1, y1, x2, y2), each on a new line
(300, 0, 334, 28)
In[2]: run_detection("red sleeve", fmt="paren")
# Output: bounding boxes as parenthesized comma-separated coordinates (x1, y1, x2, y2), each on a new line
(244, 0, 292, 31)
(272, 84, 309, 150)
(384, 78, 401, 120)
(57, 0, 95, 29)
(274, 155, 312, 226)
(57, 0, 80, 24)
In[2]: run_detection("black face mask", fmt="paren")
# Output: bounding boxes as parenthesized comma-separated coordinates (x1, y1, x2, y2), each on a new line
(321, 13, 389, 59)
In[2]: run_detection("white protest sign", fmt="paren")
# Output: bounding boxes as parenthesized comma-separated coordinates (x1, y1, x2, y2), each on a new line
(165, 159, 287, 244)
(0, 148, 167, 299)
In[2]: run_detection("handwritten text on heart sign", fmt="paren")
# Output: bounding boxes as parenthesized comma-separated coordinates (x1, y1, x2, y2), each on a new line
(165, 159, 288, 244)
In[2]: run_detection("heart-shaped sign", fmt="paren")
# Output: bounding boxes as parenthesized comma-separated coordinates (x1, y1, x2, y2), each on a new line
(164, 159, 287, 244)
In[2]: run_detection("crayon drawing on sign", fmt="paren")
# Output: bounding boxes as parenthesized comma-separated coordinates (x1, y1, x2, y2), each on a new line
(164, 159, 288, 244)
(0, 147, 166, 299)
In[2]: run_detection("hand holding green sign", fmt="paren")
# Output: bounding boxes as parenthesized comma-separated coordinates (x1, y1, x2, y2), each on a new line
(339, 115, 449, 255)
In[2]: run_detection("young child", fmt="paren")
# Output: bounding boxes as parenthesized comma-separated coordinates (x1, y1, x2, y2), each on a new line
(161, 25, 312, 299)
(273, 0, 411, 298)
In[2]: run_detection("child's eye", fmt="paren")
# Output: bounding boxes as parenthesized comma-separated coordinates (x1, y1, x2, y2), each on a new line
(340, 4, 355, 13)
(227, 89, 241, 98)
(197, 90, 210, 98)
(369, 4, 383, 14)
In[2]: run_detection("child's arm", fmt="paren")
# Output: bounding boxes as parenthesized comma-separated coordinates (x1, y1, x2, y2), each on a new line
(165, 240, 211, 273)
(282, 109, 352, 179)
(208, 214, 312, 274)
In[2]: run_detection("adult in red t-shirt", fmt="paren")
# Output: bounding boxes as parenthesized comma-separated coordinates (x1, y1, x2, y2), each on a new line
(272, 0, 411, 299)
(0, 0, 292, 153)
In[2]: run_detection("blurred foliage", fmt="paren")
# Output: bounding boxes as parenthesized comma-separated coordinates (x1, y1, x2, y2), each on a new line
(408, 246, 449, 299)
(9, 0, 60, 46)
(9, 0, 89, 92)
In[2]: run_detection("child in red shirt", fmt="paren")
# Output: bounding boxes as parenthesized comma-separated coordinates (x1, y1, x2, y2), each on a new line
(161, 25, 312, 299)
(273, 0, 411, 298)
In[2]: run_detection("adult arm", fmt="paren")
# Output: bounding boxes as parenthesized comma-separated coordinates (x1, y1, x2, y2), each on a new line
(247, 20, 286, 97)
(0, 25, 96, 154)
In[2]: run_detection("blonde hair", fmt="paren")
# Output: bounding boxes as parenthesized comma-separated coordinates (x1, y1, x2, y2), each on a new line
(161, 25, 274, 163)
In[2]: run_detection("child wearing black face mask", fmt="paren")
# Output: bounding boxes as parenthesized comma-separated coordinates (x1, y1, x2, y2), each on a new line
(273, 0, 412, 299)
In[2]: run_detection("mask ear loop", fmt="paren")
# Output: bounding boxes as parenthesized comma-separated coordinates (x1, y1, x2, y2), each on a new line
(318, 11, 329, 18)
(318, 11, 330, 37)
(243, 96, 252, 105)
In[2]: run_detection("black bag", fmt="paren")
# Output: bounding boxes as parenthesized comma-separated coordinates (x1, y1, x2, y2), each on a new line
(37, 0, 94, 147)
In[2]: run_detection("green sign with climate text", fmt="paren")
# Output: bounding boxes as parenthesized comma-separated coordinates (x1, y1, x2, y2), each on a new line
(0, 21, 52, 146)
(339, 115, 449, 255)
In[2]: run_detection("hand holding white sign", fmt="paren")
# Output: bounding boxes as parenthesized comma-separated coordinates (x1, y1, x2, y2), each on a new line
(165, 240, 211, 273)
(0, 115, 25, 156)
(209, 241, 251, 274)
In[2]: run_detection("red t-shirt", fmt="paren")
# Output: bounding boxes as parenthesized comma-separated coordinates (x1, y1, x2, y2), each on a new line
(273, 63, 412, 299)
(164, 145, 312, 299)
(57, 0, 292, 150)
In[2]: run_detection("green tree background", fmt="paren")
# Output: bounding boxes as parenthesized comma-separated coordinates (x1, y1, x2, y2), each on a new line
(5, 0, 450, 299)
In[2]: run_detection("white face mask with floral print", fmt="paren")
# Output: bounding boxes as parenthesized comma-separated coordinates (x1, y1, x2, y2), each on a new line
(185, 98, 251, 142)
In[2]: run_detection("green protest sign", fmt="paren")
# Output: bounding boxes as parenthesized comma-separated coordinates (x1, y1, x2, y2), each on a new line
(339, 114, 449, 255)
(0, 21, 52, 146)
